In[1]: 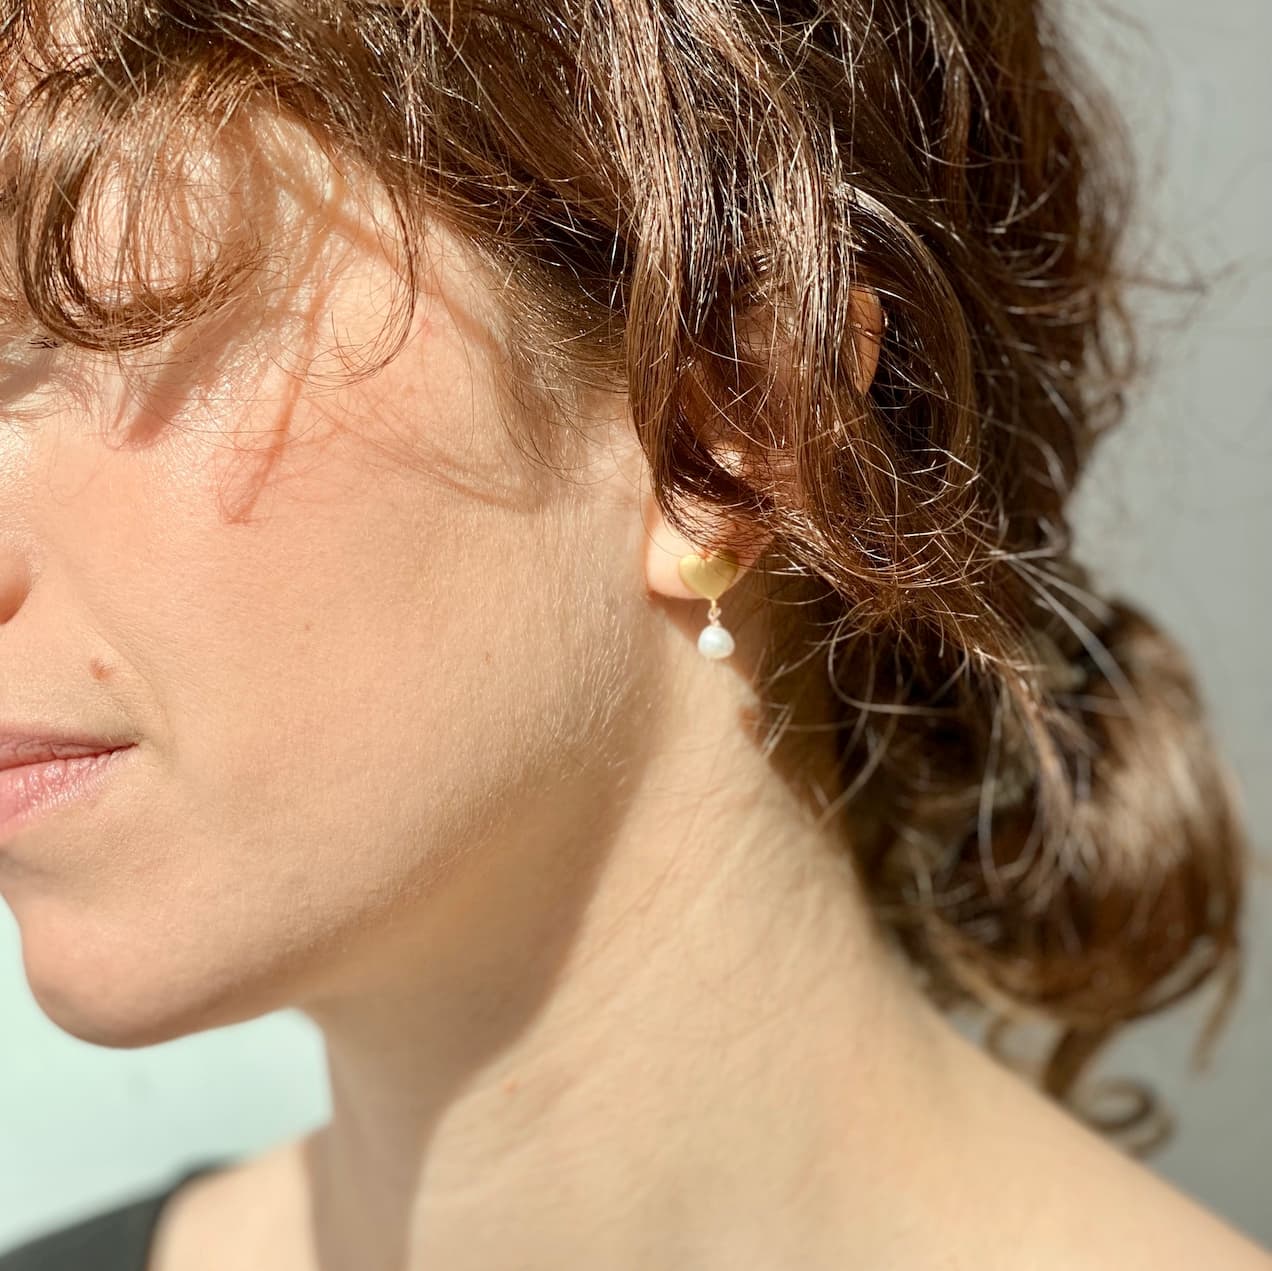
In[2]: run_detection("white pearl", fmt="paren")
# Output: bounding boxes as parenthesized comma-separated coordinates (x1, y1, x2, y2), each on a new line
(698, 624, 735, 660)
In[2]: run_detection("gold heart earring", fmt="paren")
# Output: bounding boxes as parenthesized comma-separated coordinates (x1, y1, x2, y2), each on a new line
(677, 548, 741, 660)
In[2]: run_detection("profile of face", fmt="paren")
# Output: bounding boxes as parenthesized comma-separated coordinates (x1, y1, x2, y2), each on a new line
(0, 119, 696, 1048)
(0, 48, 895, 1059)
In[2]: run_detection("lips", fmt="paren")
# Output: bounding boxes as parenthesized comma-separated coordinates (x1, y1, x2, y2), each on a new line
(0, 742, 136, 844)
(0, 732, 135, 772)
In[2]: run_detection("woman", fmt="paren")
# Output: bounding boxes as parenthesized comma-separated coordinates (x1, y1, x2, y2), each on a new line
(0, 1, 1266, 1268)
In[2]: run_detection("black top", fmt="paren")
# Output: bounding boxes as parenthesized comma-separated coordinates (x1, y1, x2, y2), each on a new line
(0, 1162, 231, 1271)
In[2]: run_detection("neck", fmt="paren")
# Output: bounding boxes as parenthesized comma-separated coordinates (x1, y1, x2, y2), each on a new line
(292, 648, 976, 1271)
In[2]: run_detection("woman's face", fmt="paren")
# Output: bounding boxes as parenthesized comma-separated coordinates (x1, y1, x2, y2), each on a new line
(0, 131, 663, 1046)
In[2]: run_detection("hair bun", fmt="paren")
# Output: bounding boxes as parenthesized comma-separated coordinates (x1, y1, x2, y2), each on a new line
(864, 593, 1248, 1153)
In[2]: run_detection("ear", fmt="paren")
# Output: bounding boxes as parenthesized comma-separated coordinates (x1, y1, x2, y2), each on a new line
(641, 491, 772, 603)
(847, 285, 885, 395)
(641, 284, 883, 603)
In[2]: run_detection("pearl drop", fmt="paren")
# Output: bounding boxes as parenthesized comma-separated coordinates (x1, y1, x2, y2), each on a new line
(698, 624, 735, 660)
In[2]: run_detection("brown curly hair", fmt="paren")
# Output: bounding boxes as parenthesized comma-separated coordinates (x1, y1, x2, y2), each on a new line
(0, 0, 1249, 1154)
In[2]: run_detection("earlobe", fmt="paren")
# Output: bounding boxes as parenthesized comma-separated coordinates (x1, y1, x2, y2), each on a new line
(641, 494, 769, 662)
(641, 490, 770, 603)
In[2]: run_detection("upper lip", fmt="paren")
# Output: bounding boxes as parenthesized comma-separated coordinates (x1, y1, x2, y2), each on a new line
(0, 727, 136, 772)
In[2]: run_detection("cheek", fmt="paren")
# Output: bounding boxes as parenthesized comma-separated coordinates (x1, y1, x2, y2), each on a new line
(10, 389, 622, 1047)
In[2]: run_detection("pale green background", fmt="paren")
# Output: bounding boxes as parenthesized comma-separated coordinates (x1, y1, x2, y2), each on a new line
(2, 0, 1269, 1251)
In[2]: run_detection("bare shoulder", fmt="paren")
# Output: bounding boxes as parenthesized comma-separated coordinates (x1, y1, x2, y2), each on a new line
(1049, 1155, 1272, 1271)
(1077, 1149, 1272, 1271)
(146, 1134, 315, 1271)
(947, 1032, 1272, 1271)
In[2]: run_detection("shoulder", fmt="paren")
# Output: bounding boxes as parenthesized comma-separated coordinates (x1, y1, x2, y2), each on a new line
(932, 1025, 1272, 1271)
(1036, 1172, 1272, 1271)
(1078, 1172, 1272, 1270)
(145, 1138, 312, 1271)
(978, 1080, 1272, 1269)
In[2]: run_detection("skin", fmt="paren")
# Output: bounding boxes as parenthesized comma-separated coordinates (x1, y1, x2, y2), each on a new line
(1, 118, 1269, 1271)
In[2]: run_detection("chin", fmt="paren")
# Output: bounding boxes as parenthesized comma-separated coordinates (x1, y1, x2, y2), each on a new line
(14, 914, 275, 1050)
(24, 974, 197, 1050)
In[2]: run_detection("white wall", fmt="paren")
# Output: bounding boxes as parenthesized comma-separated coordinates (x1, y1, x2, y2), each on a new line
(1064, 0, 1272, 1243)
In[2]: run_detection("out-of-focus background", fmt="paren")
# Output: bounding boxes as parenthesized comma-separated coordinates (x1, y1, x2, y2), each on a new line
(1060, 0, 1271, 1239)
(1, 0, 1269, 1252)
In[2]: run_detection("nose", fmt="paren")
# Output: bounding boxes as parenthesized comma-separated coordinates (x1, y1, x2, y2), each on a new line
(0, 544, 31, 625)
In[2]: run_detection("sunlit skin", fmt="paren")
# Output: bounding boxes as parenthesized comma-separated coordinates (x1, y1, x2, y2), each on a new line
(1, 117, 1269, 1271)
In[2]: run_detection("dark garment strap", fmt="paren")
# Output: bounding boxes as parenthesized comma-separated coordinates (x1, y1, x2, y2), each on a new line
(0, 1161, 231, 1271)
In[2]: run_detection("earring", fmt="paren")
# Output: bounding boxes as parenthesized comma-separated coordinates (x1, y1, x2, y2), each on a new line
(677, 548, 741, 660)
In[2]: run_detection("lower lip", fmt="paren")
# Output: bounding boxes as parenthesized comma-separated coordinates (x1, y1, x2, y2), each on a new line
(0, 747, 134, 844)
